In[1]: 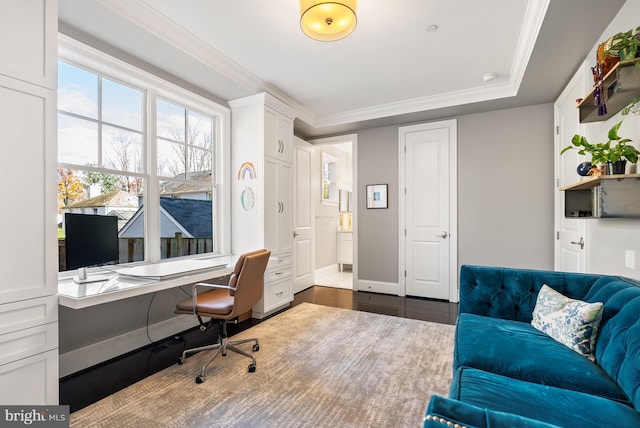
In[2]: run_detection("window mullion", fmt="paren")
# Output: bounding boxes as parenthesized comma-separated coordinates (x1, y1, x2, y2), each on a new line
(146, 89, 161, 263)
(98, 76, 103, 167)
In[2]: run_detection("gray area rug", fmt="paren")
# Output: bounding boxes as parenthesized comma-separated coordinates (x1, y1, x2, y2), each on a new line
(71, 303, 455, 427)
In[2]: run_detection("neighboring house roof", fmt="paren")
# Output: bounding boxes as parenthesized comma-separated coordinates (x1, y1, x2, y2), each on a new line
(118, 197, 212, 239)
(160, 198, 212, 237)
(64, 190, 138, 209)
(161, 170, 213, 197)
(107, 210, 137, 231)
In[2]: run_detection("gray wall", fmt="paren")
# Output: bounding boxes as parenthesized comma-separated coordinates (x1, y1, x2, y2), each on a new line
(356, 103, 555, 284)
(357, 126, 399, 283)
(457, 104, 554, 269)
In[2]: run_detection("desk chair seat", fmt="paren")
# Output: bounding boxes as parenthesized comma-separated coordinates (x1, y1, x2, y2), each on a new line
(175, 249, 270, 384)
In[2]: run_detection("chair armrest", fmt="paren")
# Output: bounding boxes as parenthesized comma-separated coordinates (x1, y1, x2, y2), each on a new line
(191, 282, 236, 315)
(425, 396, 561, 428)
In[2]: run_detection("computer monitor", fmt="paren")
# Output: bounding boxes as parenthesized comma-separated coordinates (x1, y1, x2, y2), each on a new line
(64, 213, 119, 282)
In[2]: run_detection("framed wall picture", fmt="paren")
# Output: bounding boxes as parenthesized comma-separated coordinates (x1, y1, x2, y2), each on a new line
(366, 184, 388, 209)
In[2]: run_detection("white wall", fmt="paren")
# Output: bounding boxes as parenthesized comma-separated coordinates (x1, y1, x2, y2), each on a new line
(575, 0, 640, 279)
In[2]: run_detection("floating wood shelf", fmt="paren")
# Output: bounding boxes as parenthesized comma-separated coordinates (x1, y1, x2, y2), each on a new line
(560, 174, 640, 218)
(560, 173, 640, 191)
(577, 59, 640, 123)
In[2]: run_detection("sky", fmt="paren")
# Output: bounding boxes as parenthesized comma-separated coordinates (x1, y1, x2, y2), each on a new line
(57, 61, 213, 178)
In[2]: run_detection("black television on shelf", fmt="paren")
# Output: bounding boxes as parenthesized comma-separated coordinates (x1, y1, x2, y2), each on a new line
(64, 213, 119, 276)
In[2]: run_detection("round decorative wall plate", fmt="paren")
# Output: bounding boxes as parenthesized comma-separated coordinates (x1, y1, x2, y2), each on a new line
(241, 187, 256, 211)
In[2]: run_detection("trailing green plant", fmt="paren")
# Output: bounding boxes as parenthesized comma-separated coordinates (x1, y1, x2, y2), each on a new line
(622, 96, 640, 115)
(604, 27, 640, 62)
(561, 120, 639, 164)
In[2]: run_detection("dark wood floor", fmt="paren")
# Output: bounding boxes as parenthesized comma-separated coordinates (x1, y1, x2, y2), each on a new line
(60, 286, 458, 412)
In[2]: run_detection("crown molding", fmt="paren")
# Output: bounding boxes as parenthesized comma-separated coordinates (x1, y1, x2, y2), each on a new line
(316, 82, 517, 127)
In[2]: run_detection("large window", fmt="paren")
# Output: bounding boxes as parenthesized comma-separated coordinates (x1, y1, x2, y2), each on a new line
(57, 37, 230, 273)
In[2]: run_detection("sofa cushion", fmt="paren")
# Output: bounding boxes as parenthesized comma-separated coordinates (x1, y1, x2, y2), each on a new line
(454, 313, 629, 404)
(449, 367, 640, 428)
(424, 395, 561, 428)
(531, 285, 603, 361)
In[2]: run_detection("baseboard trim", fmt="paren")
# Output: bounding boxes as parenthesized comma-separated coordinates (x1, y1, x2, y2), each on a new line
(315, 264, 339, 278)
(357, 279, 399, 295)
(59, 315, 199, 378)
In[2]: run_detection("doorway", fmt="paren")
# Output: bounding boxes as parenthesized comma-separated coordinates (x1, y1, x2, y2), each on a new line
(305, 134, 357, 291)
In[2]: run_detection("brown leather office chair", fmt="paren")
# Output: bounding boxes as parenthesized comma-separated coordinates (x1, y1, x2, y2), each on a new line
(175, 249, 271, 383)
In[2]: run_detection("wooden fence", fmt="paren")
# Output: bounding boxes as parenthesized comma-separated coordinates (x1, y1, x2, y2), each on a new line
(58, 234, 214, 271)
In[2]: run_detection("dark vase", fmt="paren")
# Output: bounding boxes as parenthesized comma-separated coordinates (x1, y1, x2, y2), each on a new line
(606, 160, 627, 175)
(577, 161, 592, 176)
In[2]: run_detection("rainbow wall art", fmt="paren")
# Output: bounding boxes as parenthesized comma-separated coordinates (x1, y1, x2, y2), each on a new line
(237, 162, 257, 181)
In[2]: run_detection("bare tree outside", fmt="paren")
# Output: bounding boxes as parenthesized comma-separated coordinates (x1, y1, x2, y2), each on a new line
(104, 133, 143, 194)
(164, 118, 213, 178)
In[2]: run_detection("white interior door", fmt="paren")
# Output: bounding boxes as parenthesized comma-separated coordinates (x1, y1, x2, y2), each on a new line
(400, 120, 457, 300)
(555, 68, 587, 272)
(293, 137, 314, 293)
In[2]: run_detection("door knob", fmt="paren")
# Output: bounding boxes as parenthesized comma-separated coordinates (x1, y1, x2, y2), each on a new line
(435, 231, 448, 239)
(570, 237, 585, 249)
(293, 231, 299, 238)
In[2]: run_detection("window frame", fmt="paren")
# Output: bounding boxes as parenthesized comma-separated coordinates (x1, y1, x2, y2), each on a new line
(57, 34, 231, 274)
(321, 151, 339, 206)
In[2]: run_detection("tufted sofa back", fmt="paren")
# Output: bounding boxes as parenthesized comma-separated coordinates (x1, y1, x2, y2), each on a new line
(459, 265, 640, 410)
(459, 265, 612, 322)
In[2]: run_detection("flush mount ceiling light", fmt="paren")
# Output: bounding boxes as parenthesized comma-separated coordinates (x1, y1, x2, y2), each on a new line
(300, 0, 357, 42)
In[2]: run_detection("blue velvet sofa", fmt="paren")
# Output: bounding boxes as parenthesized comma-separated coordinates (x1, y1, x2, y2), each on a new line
(423, 265, 640, 428)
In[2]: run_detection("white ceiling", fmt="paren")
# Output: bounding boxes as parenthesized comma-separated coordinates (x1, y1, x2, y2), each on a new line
(58, 0, 626, 138)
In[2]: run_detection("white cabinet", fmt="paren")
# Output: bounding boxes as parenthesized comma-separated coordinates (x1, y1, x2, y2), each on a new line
(338, 231, 353, 272)
(0, 0, 59, 404)
(0, 0, 57, 89)
(230, 93, 295, 318)
(265, 106, 293, 162)
(264, 158, 293, 254)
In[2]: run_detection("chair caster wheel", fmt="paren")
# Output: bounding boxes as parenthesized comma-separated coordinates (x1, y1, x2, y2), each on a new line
(178, 357, 185, 365)
(248, 364, 256, 373)
(195, 375, 205, 384)
(252, 344, 260, 352)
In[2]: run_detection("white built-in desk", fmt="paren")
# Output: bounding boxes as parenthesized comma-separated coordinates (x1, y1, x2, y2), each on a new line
(58, 258, 233, 309)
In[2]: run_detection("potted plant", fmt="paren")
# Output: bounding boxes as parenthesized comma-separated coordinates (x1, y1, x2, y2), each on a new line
(561, 120, 639, 175)
(605, 27, 640, 62)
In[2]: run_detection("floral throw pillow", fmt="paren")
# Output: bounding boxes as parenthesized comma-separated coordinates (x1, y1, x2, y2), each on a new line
(531, 285, 604, 361)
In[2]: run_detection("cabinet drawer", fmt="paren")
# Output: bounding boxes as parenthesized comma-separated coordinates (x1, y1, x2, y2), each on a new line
(0, 323, 58, 366)
(0, 295, 58, 336)
(267, 253, 292, 269)
(265, 267, 292, 284)
(263, 280, 293, 312)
